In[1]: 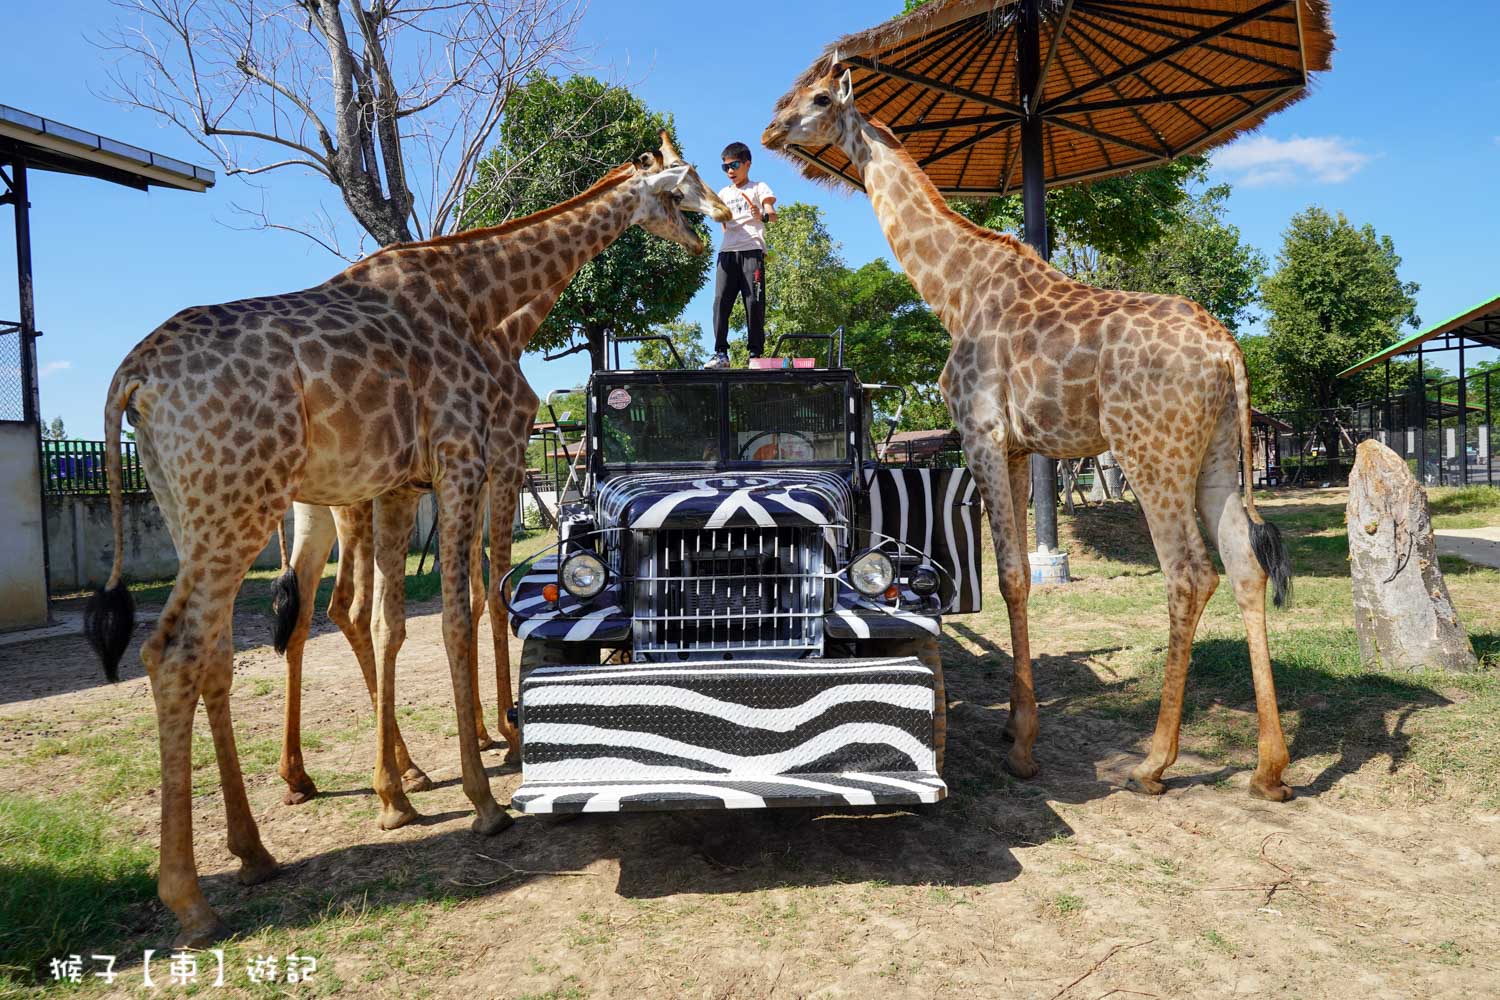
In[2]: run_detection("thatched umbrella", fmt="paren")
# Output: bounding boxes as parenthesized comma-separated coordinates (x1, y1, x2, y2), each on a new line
(778, 0, 1334, 555)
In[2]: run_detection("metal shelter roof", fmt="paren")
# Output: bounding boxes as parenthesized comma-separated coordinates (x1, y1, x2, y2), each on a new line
(776, 0, 1334, 196)
(1337, 293, 1500, 378)
(0, 104, 215, 192)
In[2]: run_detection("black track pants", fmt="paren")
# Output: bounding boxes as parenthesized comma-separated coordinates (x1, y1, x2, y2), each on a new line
(712, 249, 765, 356)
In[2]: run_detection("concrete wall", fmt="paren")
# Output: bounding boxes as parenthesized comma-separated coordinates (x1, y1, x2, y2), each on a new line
(0, 423, 49, 630)
(45, 493, 294, 593)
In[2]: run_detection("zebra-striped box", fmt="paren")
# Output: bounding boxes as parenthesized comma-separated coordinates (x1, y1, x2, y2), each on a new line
(511, 657, 946, 814)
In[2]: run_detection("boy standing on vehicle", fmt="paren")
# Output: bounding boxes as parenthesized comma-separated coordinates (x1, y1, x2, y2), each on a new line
(706, 141, 776, 369)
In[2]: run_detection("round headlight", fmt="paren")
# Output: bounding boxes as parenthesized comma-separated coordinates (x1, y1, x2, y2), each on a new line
(849, 549, 894, 597)
(909, 565, 940, 595)
(560, 551, 607, 599)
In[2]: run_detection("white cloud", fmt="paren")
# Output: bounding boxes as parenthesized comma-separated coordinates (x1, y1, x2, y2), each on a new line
(39, 360, 72, 378)
(1213, 135, 1372, 186)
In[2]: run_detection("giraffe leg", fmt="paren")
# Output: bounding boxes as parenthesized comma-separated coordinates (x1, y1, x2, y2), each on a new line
(945, 384, 1038, 781)
(280, 502, 336, 805)
(486, 467, 524, 762)
(1001, 452, 1032, 749)
(370, 492, 422, 830)
(204, 623, 278, 885)
(468, 530, 496, 750)
(434, 466, 512, 835)
(141, 579, 225, 948)
(1196, 407, 1293, 801)
(330, 503, 431, 795)
(1116, 460, 1220, 796)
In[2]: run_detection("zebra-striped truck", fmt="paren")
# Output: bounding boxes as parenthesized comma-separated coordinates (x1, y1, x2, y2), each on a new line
(503, 346, 982, 814)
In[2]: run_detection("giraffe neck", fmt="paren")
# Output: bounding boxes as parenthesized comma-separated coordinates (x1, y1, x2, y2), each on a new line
(838, 113, 1046, 326)
(364, 167, 638, 350)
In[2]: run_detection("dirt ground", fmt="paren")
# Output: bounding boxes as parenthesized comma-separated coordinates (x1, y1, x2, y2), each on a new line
(3, 492, 1499, 999)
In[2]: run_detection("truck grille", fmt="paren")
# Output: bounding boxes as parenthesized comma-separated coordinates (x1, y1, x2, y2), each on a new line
(633, 527, 825, 657)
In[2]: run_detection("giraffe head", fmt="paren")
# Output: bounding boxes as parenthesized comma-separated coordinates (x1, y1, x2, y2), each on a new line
(630, 132, 731, 253)
(762, 61, 859, 153)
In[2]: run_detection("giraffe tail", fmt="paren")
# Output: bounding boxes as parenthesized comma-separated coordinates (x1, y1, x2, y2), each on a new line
(269, 524, 300, 655)
(84, 371, 139, 682)
(1229, 344, 1292, 609)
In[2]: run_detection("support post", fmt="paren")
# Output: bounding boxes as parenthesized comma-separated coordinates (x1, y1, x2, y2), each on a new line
(1416, 346, 1425, 484)
(9, 157, 52, 601)
(1017, 0, 1066, 582)
(1457, 341, 1467, 485)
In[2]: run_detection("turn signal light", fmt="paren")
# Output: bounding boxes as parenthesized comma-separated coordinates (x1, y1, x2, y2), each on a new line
(542, 583, 560, 603)
(885, 584, 900, 600)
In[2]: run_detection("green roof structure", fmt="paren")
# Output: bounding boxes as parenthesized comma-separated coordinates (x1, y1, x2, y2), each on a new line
(1338, 293, 1500, 378)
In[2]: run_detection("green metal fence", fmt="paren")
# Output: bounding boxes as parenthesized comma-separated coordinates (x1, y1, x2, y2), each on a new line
(42, 439, 149, 495)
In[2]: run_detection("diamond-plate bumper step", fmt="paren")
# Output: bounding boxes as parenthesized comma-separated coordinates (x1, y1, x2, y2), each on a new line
(512, 657, 946, 815)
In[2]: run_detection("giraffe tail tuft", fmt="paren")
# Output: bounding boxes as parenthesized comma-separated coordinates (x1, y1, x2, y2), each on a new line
(1228, 343, 1292, 609)
(270, 566, 300, 655)
(85, 370, 139, 682)
(1249, 519, 1292, 610)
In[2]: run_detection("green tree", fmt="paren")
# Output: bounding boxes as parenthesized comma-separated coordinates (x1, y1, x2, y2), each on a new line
(1083, 182, 1266, 333)
(633, 320, 708, 370)
(44, 416, 66, 441)
(462, 74, 712, 370)
(1259, 207, 1420, 444)
(730, 201, 846, 353)
(840, 259, 952, 430)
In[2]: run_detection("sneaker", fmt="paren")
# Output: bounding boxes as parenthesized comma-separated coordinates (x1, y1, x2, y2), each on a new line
(704, 352, 730, 370)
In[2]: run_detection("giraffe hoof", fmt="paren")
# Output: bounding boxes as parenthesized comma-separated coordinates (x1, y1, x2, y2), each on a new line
(282, 782, 317, 806)
(379, 804, 419, 831)
(236, 849, 279, 886)
(475, 732, 497, 752)
(1127, 775, 1167, 796)
(1249, 780, 1295, 802)
(402, 768, 433, 794)
(1003, 750, 1039, 780)
(502, 745, 521, 766)
(472, 807, 515, 836)
(173, 916, 230, 950)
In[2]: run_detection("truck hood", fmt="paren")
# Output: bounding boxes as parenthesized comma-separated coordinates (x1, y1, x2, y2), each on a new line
(596, 470, 854, 530)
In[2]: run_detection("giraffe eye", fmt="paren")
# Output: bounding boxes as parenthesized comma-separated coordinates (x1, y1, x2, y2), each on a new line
(812, 94, 832, 107)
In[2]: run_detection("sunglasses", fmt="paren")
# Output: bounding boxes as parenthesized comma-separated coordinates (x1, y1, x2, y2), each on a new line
(721, 159, 746, 172)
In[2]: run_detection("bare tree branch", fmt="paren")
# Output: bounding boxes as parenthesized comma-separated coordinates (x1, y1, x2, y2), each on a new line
(98, 0, 592, 254)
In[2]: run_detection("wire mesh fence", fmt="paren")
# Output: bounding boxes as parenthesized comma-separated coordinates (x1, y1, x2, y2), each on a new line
(42, 439, 150, 495)
(0, 322, 27, 422)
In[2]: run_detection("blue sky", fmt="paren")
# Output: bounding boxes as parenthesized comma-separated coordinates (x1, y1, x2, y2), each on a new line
(4, 0, 1499, 435)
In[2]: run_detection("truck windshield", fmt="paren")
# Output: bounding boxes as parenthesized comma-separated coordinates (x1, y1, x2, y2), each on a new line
(729, 381, 847, 462)
(600, 382, 718, 464)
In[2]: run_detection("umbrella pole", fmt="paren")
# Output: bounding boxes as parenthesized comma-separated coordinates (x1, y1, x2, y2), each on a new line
(1018, 0, 1068, 581)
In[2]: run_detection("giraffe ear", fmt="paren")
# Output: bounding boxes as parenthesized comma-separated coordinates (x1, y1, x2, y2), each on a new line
(643, 163, 690, 195)
(837, 68, 855, 105)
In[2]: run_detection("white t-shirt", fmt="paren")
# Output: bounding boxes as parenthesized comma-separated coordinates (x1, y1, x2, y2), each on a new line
(718, 180, 775, 252)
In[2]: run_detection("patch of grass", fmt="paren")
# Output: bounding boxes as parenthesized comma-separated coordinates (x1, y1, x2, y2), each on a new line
(1051, 892, 1084, 916)
(0, 794, 156, 989)
(1203, 929, 1235, 955)
(1428, 486, 1500, 529)
(249, 677, 277, 697)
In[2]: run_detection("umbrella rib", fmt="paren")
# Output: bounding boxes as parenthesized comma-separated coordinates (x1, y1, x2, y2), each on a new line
(1046, 116, 1166, 159)
(885, 19, 1005, 130)
(1032, 0, 1076, 107)
(1048, 22, 1117, 171)
(1046, 0, 1291, 107)
(1082, 3, 1300, 75)
(1066, 14, 1210, 137)
(954, 24, 1016, 186)
(1054, 12, 1173, 155)
(1088, 0, 1301, 53)
(1047, 79, 1303, 116)
(843, 55, 1024, 116)
(917, 120, 1015, 169)
(1061, 7, 1260, 112)
(864, 17, 990, 121)
(1095, 0, 1295, 25)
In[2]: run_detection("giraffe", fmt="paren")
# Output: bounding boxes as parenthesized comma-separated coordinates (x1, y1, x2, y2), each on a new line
(270, 134, 731, 806)
(762, 62, 1295, 801)
(84, 147, 728, 947)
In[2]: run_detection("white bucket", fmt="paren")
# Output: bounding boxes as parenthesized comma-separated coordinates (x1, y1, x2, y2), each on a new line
(1028, 546, 1071, 585)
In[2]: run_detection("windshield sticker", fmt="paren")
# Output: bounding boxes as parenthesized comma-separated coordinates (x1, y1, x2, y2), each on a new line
(606, 388, 632, 410)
